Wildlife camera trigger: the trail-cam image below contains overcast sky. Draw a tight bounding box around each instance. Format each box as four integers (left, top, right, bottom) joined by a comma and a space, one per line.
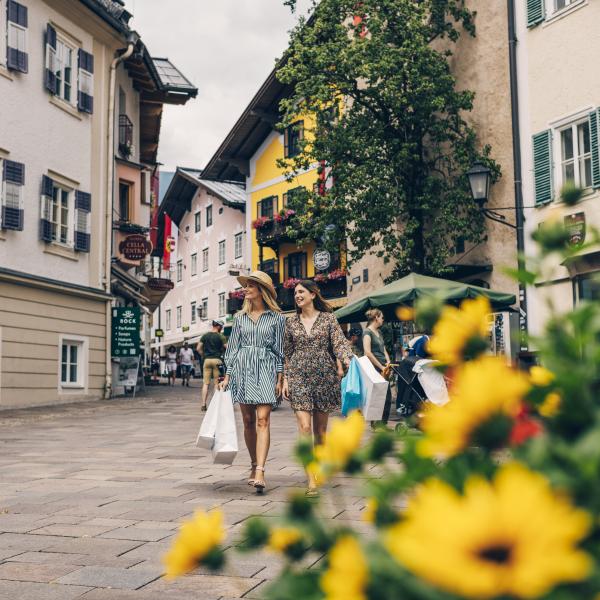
122, 0, 311, 172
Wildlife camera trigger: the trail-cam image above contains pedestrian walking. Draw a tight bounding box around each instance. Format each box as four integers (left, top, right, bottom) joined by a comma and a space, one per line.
198, 320, 226, 411
348, 327, 364, 358
282, 279, 353, 496
363, 308, 393, 425
166, 345, 177, 386
179, 342, 194, 387
220, 271, 284, 493
151, 350, 160, 383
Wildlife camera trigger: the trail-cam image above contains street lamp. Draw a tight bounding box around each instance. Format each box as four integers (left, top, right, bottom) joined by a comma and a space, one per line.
467, 162, 491, 206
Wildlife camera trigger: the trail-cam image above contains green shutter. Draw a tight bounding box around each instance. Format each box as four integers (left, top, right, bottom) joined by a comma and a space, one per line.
527, 0, 545, 27
532, 130, 553, 204
589, 109, 600, 188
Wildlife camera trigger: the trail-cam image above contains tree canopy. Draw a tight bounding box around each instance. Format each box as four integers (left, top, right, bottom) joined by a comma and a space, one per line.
277, 0, 500, 279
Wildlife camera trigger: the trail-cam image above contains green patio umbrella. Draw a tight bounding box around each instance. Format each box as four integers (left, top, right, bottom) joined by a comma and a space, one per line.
334, 272, 516, 324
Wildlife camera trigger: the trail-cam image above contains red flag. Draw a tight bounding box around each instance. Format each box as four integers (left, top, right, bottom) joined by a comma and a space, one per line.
163, 214, 173, 270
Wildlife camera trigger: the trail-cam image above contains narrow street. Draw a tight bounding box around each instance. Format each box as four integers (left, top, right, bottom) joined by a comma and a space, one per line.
0, 385, 371, 600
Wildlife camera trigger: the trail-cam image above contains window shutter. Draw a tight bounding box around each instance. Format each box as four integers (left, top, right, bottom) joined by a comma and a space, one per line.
40, 175, 54, 242
527, 0, 545, 27
1, 160, 24, 230
74, 191, 91, 252
282, 192, 288, 207
283, 127, 290, 158
6, 0, 28, 73
44, 24, 58, 94
77, 49, 94, 114
532, 130, 553, 204
589, 110, 600, 188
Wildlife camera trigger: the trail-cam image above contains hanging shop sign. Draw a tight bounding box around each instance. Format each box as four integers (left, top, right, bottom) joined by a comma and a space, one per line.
111, 307, 141, 357
148, 277, 174, 291
119, 234, 153, 261
564, 212, 586, 247
313, 249, 331, 271
155, 328, 164, 338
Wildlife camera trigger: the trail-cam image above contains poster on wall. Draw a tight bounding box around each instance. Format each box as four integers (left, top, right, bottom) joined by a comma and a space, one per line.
112, 356, 142, 398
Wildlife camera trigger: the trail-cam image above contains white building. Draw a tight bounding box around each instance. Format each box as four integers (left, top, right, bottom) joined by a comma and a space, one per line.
154, 168, 247, 352
517, 0, 600, 338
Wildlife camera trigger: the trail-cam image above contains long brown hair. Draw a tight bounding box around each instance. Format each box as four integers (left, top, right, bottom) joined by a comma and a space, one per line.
240, 283, 281, 314
294, 279, 333, 313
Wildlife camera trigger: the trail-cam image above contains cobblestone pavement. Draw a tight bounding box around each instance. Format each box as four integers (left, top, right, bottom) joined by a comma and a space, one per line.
0, 383, 373, 599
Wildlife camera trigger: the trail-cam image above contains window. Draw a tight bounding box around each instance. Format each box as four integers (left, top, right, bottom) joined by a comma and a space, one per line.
363, 268, 369, 283
200, 297, 208, 319
285, 252, 307, 279
206, 205, 213, 227
194, 211, 201, 232
54, 38, 75, 103
234, 232, 243, 259
0, 159, 25, 231
218, 240, 226, 265
61, 340, 83, 387
577, 274, 600, 303
283, 187, 304, 208
284, 121, 304, 158
50, 184, 70, 245
176, 259, 183, 282
258, 196, 277, 218
560, 121, 592, 189
202, 248, 209, 271
6, 1, 28, 73
118, 181, 130, 221
218, 292, 226, 317
191, 301, 197, 324
176, 305, 182, 328
166, 309, 171, 330
191, 253, 197, 276
553, 0, 576, 13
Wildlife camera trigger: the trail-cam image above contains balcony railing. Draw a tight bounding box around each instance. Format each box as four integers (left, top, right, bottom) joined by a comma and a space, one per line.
119, 114, 134, 158
255, 218, 301, 248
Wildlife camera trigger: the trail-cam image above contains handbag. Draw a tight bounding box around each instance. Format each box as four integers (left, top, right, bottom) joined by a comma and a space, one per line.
195, 390, 222, 448
341, 357, 363, 416
212, 390, 238, 465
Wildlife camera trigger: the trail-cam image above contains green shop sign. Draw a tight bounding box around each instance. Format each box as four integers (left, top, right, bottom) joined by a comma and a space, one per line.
112, 307, 141, 357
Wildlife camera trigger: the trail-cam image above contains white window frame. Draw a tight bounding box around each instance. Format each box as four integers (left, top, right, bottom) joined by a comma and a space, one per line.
165, 308, 171, 331
234, 232, 244, 260
218, 239, 226, 266
176, 259, 183, 283
7, 19, 26, 67
0, 1, 6, 67
206, 204, 213, 228
200, 297, 208, 320
54, 34, 76, 106
544, 0, 583, 17
555, 118, 592, 192
218, 292, 226, 317
194, 211, 201, 233
191, 300, 197, 324
58, 334, 88, 391
49, 181, 73, 247
190, 252, 197, 276
202, 247, 209, 272
176, 305, 182, 329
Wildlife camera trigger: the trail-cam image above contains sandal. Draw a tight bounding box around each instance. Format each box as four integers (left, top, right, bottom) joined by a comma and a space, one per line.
253, 466, 266, 494
248, 462, 257, 486
201, 405, 207, 412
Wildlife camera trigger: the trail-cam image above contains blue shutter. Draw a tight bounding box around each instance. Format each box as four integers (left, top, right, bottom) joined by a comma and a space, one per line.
1, 160, 24, 231
77, 49, 94, 114
74, 191, 91, 252
44, 24, 58, 94
6, 1, 28, 73
589, 110, 600, 189
527, 0, 545, 27
532, 130, 553, 205
40, 175, 54, 242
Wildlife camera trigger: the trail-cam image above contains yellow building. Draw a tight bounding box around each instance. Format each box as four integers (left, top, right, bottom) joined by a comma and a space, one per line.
203, 68, 347, 312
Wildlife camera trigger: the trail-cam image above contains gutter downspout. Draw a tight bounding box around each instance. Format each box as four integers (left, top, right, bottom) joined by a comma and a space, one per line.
104, 38, 136, 399
507, 0, 528, 354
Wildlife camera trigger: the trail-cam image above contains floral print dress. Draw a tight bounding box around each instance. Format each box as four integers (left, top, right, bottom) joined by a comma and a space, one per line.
284, 312, 354, 413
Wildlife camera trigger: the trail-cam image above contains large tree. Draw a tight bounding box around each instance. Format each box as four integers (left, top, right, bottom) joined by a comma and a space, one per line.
278, 0, 500, 279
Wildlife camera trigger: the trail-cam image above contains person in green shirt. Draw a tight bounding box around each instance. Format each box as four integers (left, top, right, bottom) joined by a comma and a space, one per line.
197, 320, 226, 411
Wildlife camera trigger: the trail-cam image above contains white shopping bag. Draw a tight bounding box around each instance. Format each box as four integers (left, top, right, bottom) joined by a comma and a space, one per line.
413, 359, 450, 406
195, 390, 224, 449
212, 391, 238, 465
356, 356, 389, 421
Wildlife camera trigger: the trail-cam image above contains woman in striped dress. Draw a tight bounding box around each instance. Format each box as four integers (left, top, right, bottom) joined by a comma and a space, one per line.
221, 271, 284, 493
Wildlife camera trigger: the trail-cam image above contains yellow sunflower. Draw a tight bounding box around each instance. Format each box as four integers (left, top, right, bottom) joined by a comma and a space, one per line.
428, 296, 491, 365
539, 391, 561, 418
529, 365, 555, 387
418, 356, 530, 457
268, 527, 302, 552
385, 463, 592, 599
321, 535, 368, 600
163, 509, 225, 578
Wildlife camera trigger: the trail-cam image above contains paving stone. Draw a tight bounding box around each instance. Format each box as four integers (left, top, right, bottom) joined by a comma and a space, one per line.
0, 561, 81, 583
98, 527, 173, 542
144, 574, 261, 598
29, 524, 119, 537
0, 580, 91, 600
56, 566, 160, 590
43, 537, 143, 557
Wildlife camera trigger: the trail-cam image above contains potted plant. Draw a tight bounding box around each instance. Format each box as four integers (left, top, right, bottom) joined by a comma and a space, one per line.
226, 289, 245, 313
251, 216, 272, 230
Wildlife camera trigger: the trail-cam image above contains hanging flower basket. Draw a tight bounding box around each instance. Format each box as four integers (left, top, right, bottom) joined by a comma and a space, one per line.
229, 290, 246, 300
283, 277, 301, 289
313, 273, 328, 283
252, 217, 272, 230
327, 268, 347, 280
274, 209, 296, 223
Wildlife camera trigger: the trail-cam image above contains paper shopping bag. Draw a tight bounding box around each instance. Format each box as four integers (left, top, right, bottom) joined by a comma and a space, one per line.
195, 390, 222, 449
212, 390, 238, 465
342, 358, 363, 416
356, 356, 389, 421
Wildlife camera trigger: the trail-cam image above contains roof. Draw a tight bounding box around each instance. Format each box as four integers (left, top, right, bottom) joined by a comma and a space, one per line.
79, 0, 132, 34
159, 167, 246, 227
153, 59, 197, 93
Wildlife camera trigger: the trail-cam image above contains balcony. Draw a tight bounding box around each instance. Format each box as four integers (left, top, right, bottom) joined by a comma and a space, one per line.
226, 293, 245, 314
255, 215, 301, 249
276, 274, 347, 312
119, 114, 134, 158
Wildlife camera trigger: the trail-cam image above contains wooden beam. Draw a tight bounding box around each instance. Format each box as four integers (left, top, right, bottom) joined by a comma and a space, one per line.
249, 108, 279, 126
222, 156, 250, 177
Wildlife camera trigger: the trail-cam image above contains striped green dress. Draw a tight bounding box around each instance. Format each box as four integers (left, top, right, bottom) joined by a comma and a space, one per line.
224, 311, 285, 405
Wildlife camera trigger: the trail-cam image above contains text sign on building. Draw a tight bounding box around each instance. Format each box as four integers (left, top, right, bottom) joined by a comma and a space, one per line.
564, 212, 586, 247
119, 234, 153, 261
112, 307, 141, 357
313, 249, 331, 271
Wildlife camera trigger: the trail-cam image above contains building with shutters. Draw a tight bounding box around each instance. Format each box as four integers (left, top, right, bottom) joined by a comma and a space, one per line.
0, 0, 196, 408
153, 168, 247, 353
518, 0, 600, 337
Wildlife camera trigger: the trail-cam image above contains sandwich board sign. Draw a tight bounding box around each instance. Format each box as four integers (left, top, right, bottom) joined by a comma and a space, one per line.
112, 307, 140, 357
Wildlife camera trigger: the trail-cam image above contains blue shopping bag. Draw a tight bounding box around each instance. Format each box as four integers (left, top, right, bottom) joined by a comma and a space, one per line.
341, 357, 363, 416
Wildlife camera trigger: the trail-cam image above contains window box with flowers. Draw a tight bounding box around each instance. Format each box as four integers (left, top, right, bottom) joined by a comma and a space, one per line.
226, 289, 245, 314
253, 216, 276, 244
320, 269, 348, 299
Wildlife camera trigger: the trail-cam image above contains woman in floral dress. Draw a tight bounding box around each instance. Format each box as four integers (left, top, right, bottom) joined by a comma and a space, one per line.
282, 279, 353, 494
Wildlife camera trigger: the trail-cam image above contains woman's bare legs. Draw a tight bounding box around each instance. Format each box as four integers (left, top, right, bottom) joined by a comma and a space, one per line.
254, 404, 272, 487
313, 410, 329, 446
295, 410, 319, 489
240, 405, 257, 481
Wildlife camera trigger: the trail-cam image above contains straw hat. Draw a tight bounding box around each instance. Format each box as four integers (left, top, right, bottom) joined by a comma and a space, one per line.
237, 270, 276, 297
